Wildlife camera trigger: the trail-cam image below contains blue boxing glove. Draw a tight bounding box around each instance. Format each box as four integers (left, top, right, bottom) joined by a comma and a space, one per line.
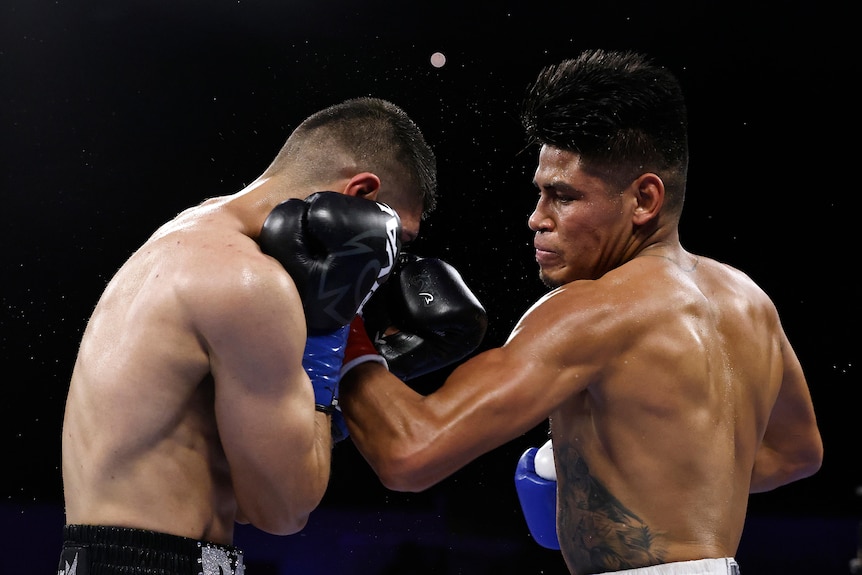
514, 439, 560, 550
302, 324, 349, 413
302, 324, 350, 442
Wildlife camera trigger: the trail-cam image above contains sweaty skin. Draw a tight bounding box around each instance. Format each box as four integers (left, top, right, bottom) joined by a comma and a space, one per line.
62, 192, 327, 544
62, 175, 424, 545
339, 145, 822, 573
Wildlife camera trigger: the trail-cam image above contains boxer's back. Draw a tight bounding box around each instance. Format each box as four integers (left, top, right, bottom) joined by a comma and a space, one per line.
62, 198, 249, 544
553, 253, 784, 571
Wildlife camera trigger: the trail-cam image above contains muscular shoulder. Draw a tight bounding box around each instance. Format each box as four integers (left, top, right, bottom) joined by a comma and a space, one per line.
503, 279, 627, 393
143, 208, 305, 341
506, 255, 779, 377
600, 254, 777, 325
690, 256, 780, 327
195, 240, 301, 336
151, 215, 309, 391
513, 267, 654, 345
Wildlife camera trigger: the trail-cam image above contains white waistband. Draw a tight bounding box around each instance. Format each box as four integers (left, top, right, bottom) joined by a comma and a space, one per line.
597, 558, 739, 575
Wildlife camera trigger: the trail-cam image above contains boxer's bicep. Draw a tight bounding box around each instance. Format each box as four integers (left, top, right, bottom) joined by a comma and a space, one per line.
203, 268, 329, 533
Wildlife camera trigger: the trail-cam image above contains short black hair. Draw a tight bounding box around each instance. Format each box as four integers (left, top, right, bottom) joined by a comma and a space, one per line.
522, 49, 689, 213
292, 97, 438, 218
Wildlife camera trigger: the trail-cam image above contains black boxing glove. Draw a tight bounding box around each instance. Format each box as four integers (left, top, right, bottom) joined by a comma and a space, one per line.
259, 192, 402, 334
361, 252, 488, 381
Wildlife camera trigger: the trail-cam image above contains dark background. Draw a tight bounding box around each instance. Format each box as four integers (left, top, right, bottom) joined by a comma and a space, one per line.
1, 1, 857, 573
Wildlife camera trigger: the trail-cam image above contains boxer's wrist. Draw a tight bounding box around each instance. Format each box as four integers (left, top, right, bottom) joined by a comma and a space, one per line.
341, 315, 388, 377
304, 325, 349, 413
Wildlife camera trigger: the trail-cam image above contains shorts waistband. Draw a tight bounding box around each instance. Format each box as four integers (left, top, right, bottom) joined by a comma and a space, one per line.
597, 557, 740, 575
59, 524, 245, 575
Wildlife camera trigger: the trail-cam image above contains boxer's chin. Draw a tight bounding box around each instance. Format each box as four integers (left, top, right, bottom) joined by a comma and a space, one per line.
539, 269, 563, 289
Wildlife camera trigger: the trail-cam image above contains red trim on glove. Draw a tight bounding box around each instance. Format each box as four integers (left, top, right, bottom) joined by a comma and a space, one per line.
340, 315, 388, 377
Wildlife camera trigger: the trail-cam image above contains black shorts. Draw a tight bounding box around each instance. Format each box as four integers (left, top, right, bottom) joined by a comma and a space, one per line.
58, 524, 245, 575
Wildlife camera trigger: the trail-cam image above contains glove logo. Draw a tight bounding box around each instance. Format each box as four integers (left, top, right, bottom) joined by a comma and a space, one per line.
405, 267, 437, 307
356, 203, 401, 314
316, 203, 401, 326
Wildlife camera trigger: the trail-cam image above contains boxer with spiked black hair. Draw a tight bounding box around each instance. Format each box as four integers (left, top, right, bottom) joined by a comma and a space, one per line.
339, 50, 822, 575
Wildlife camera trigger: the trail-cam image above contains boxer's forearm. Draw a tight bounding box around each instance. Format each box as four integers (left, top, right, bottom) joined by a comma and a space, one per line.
339, 362, 447, 491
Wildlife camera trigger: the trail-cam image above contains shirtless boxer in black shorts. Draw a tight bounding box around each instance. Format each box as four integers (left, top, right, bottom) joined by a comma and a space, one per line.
59, 97, 485, 574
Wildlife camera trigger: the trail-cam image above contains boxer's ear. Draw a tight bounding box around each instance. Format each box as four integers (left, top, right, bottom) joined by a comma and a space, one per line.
342, 172, 382, 201
631, 173, 663, 226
